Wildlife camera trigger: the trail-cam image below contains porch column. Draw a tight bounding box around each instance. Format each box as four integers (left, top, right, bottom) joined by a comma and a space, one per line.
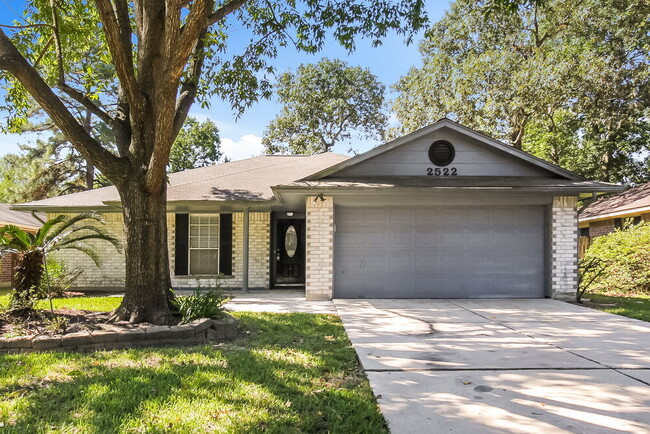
305, 195, 334, 300
551, 196, 578, 300
242, 207, 249, 293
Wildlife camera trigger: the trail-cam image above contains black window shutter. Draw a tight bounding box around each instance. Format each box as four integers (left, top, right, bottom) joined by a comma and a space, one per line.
175, 214, 189, 276
220, 214, 233, 275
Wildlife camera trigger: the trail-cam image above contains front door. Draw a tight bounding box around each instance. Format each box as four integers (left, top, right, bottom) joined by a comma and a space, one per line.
272, 218, 305, 287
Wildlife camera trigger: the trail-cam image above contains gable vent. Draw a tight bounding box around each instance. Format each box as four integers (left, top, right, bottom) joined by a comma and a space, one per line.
428, 140, 455, 166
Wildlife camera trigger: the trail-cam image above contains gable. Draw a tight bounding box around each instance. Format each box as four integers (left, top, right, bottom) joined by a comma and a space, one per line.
330, 126, 555, 178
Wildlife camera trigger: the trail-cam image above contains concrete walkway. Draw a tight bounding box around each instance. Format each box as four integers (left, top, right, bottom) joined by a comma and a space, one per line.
335, 299, 650, 433
224, 290, 336, 314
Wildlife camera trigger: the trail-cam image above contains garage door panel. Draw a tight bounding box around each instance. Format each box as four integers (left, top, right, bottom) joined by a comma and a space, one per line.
415, 228, 441, 247
389, 228, 414, 248
389, 250, 415, 275
441, 229, 466, 248
364, 229, 389, 248
389, 208, 414, 226
363, 208, 389, 226
335, 205, 545, 299
441, 207, 467, 223
415, 208, 441, 225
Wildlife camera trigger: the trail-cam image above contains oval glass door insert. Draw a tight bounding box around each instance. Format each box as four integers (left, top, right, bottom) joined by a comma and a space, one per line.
285, 225, 298, 258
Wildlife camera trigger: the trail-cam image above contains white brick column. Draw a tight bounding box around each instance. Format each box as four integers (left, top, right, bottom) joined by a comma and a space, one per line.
305, 195, 334, 300
551, 196, 578, 300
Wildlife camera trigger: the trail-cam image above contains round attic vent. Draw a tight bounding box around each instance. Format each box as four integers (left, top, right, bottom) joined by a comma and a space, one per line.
428, 140, 455, 166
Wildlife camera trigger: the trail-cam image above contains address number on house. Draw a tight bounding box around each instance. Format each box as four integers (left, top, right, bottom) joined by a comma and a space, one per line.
426, 167, 458, 176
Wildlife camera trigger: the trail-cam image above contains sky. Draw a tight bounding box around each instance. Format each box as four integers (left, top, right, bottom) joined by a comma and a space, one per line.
0, 0, 452, 161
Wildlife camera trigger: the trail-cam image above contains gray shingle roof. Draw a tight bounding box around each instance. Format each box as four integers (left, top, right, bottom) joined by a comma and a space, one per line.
579, 182, 650, 221
14, 153, 350, 209
0, 204, 46, 229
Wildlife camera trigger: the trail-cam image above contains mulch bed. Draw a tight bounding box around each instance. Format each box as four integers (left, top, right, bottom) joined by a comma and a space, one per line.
0, 308, 153, 338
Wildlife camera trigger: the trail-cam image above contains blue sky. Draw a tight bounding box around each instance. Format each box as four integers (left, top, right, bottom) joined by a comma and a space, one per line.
0, 0, 451, 160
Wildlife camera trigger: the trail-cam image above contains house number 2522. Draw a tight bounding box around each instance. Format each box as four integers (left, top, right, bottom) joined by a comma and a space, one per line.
426, 167, 458, 176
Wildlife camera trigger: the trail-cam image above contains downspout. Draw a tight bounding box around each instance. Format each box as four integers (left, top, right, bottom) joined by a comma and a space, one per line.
242, 207, 249, 293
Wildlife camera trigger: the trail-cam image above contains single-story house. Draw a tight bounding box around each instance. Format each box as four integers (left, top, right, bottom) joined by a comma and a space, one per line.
12, 119, 622, 300
0, 204, 46, 287
579, 182, 650, 237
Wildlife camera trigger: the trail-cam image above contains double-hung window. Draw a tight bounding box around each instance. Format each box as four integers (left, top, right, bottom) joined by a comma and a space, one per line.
189, 214, 220, 275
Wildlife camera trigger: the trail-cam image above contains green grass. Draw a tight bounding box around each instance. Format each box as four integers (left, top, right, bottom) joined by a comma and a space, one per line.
0, 312, 386, 433
583, 293, 650, 322
0, 293, 122, 312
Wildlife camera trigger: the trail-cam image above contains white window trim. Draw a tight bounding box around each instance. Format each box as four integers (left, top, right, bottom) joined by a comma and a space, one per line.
188, 213, 220, 276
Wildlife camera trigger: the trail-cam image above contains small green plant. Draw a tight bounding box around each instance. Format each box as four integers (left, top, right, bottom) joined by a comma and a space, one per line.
42, 259, 83, 298
172, 288, 229, 324
577, 257, 606, 303
45, 315, 69, 334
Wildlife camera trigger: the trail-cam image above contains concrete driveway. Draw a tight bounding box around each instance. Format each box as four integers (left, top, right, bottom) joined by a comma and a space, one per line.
335, 299, 650, 433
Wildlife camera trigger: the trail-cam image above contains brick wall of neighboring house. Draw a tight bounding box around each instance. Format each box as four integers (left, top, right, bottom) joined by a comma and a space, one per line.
49, 211, 271, 291
642, 213, 650, 222
551, 196, 579, 300
305, 195, 334, 301
588, 219, 616, 237
0, 254, 12, 287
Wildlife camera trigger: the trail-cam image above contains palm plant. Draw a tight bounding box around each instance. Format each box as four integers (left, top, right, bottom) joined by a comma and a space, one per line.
0, 213, 121, 308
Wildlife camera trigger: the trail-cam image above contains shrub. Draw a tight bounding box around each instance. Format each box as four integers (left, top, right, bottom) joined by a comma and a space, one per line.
583, 222, 650, 294
42, 260, 83, 298
172, 288, 229, 324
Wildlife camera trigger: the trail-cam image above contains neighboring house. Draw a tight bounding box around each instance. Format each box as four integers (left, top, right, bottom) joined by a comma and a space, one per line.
12, 119, 621, 300
579, 183, 650, 238
0, 204, 46, 287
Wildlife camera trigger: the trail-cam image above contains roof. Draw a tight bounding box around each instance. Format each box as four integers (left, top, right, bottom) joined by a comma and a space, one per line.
579, 183, 650, 222
306, 118, 585, 181
14, 153, 350, 210
276, 177, 623, 194
0, 204, 45, 230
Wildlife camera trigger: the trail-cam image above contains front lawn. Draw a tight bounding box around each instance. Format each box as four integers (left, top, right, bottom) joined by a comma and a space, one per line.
581, 293, 650, 322
0, 293, 122, 312
0, 311, 386, 433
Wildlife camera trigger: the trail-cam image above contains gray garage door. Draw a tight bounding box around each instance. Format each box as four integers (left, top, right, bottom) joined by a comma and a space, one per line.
334, 205, 546, 298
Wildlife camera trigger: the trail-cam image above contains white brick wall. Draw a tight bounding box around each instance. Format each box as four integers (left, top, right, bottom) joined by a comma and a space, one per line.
51, 211, 271, 291
551, 196, 578, 300
305, 196, 334, 300
49, 213, 126, 290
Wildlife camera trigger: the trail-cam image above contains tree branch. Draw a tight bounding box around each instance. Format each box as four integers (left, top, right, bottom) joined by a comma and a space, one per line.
173, 31, 207, 138
0, 28, 123, 177
93, 0, 141, 108
56, 83, 115, 125
206, 0, 248, 27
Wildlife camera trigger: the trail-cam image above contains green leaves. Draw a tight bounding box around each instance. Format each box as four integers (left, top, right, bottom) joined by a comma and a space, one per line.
392, 0, 650, 184
169, 117, 223, 173
263, 58, 388, 154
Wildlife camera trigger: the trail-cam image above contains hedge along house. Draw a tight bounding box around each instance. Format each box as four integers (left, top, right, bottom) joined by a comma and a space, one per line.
13, 120, 621, 301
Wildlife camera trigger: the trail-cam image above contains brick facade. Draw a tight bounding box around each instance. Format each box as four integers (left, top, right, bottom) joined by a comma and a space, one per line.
305, 196, 334, 300
588, 219, 616, 237
52, 211, 271, 291
551, 196, 578, 300
0, 254, 12, 287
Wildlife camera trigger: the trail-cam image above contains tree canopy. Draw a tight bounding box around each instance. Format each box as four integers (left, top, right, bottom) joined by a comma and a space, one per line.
392, 0, 650, 184
169, 117, 223, 172
263, 58, 387, 154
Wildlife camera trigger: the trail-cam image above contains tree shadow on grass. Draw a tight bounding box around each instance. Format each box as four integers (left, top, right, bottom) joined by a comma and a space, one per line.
0, 313, 386, 433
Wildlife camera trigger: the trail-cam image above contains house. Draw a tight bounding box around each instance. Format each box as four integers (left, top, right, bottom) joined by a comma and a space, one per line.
579, 182, 650, 237
11, 119, 621, 300
0, 204, 46, 287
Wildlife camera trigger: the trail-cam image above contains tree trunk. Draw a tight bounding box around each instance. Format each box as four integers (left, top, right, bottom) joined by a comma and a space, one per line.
110, 176, 177, 324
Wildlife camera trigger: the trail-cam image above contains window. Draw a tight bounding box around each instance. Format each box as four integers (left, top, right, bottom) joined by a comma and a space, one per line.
189, 214, 219, 275
580, 227, 590, 237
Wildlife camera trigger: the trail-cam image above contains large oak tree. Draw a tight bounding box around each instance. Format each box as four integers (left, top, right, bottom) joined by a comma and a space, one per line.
0, 0, 427, 323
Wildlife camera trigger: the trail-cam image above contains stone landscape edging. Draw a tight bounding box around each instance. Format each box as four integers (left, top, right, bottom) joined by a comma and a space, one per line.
0, 314, 238, 354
